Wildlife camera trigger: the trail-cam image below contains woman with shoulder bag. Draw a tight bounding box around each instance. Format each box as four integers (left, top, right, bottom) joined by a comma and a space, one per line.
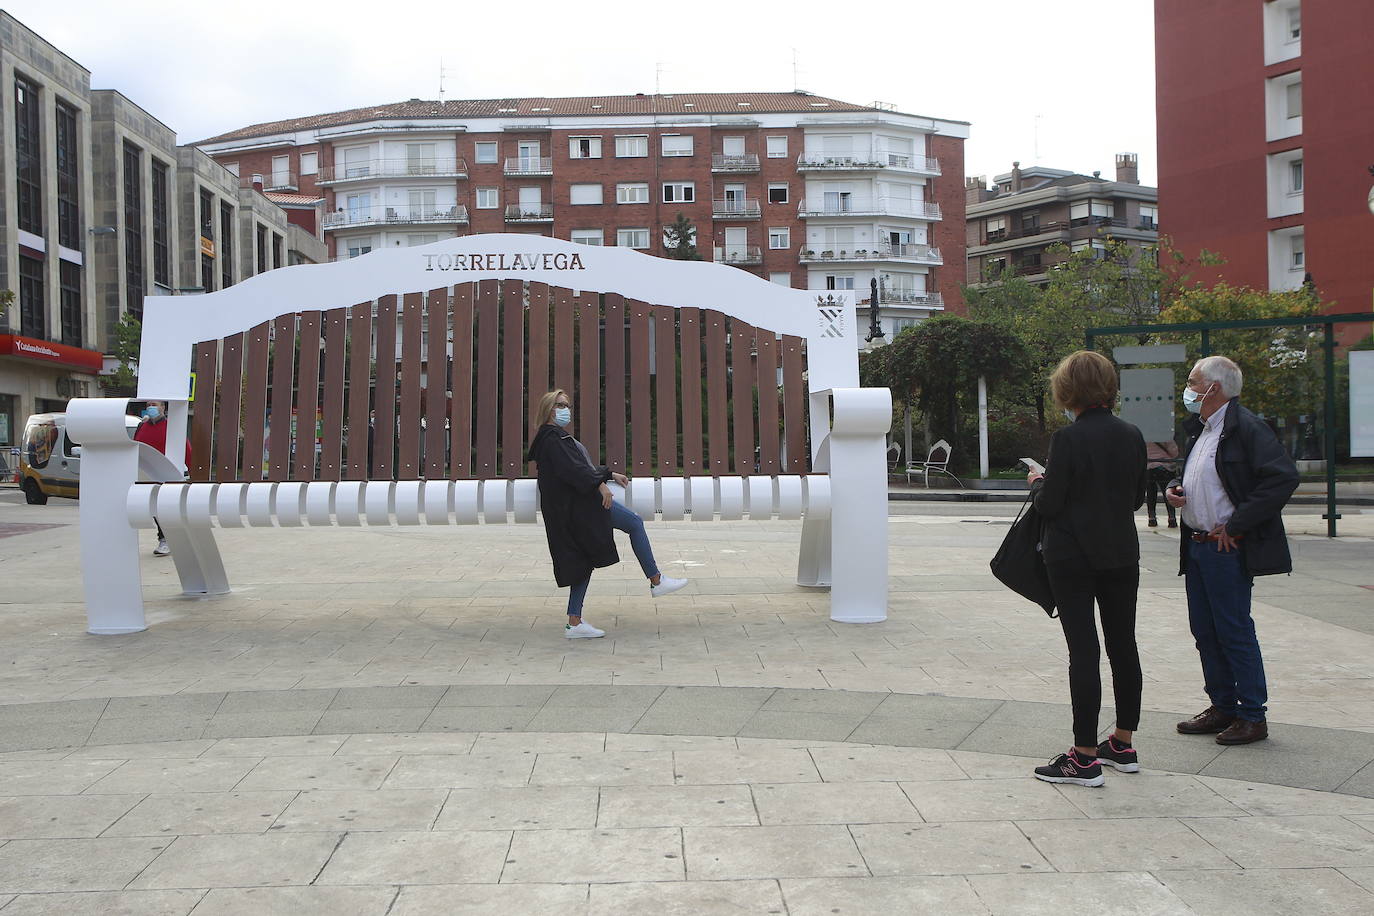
1027, 351, 1148, 787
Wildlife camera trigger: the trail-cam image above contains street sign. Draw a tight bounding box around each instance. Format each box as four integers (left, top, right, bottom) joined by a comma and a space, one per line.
1119, 368, 1177, 441
1351, 351, 1374, 457
189, 371, 197, 403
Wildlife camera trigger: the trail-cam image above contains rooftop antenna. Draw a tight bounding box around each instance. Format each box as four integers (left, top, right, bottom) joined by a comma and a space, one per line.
438, 57, 453, 101
792, 48, 799, 92
655, 61, 664, 95
1033, 113, 1043, 163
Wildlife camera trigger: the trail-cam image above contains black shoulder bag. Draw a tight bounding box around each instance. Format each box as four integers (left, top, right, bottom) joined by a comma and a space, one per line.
989, 492, 1057, 618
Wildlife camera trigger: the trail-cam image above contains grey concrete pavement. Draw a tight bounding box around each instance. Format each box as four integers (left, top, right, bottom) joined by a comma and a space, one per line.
2, 490, 1373, 912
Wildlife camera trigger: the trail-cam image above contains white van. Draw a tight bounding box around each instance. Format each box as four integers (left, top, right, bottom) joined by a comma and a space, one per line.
19, 412, 139, 505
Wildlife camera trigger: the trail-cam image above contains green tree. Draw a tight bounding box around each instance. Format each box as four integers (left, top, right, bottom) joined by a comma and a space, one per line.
663, 212, 702, 260
0, 289, 13, 322
107, 312, 142, 389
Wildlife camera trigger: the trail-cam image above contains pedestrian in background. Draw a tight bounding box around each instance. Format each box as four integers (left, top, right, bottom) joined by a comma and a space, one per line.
1146, 439, 1180, 527
1027, 351, 1147, 787
133, 401, 191, 557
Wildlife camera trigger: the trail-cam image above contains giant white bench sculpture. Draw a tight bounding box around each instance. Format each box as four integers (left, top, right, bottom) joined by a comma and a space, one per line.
68, 234, 891, 634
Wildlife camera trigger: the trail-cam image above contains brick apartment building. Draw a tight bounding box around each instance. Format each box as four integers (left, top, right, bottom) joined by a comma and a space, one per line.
195, 92, 969, 340
965, 155, 1158, 285
1156, 0, 1374, 345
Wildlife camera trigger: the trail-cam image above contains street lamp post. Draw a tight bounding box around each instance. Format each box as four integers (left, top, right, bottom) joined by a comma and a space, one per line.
865, 276, 885, 344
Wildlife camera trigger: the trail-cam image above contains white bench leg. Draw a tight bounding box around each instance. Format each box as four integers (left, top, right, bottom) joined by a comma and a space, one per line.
796, 514, 831, 587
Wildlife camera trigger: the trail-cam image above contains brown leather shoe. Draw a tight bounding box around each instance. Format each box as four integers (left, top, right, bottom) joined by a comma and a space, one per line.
1216, 719, 1268, 745
1176, 706, 1236, 735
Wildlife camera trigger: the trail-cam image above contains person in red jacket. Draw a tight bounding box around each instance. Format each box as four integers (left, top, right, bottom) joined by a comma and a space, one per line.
132, 401, 191, 556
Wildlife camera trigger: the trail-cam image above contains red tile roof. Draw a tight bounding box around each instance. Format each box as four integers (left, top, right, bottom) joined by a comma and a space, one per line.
263, 191, 324, 205
196, 92, 899, 144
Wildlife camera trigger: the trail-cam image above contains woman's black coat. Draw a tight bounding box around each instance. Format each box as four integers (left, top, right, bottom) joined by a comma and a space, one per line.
527, 423, 619, 587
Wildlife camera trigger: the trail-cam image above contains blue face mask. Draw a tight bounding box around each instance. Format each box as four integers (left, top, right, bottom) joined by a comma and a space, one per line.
1182, 382, 1212, 415
553, 407, 572, 427
143, 405, 162, 421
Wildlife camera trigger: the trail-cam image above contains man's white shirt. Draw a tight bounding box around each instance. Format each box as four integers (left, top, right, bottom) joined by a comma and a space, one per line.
1180, 402, 1237, 533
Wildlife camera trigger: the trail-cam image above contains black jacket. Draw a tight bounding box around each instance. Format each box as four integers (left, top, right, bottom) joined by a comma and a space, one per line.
1171, 398, 1299, 578
1031, 407, 1148, 570
527, 424, 619, 587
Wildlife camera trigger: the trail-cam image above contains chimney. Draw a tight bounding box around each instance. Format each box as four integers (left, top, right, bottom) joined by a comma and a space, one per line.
965, 175, 991, 204
251, 173, 264, 192
1010, 161, 1022, 193
1115, 152, 1139, 184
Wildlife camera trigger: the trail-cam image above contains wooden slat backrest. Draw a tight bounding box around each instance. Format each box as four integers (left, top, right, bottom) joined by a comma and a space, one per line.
318, 308, 348, 479
192, 281, 810, 483
424, 288, 448, 480
240, 321, 270, 482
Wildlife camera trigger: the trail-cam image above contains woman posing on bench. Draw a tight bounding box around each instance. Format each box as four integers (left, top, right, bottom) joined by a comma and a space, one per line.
527, 388, 688, 638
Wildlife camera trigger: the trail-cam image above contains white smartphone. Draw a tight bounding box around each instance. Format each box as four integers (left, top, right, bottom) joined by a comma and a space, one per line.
1019, 457, 1045, 476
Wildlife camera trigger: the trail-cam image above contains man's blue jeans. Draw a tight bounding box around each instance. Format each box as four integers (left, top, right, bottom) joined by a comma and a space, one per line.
568, 500, 660, 617
1184, 538, 1268, 722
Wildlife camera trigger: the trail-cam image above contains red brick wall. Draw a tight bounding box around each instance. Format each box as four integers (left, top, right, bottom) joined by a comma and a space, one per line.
929, 134, 967, 314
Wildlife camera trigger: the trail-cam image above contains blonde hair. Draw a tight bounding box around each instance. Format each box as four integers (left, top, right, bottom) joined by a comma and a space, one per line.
533, 389, 568, 427
1050, 350, 1119, 410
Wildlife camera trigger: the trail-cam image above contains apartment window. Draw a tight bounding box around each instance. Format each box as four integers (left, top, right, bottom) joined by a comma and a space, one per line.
1286, 81, 1302, 119
474, 141, 498, 164
662, 182, 695, 203
569, 136, 602, 159
1020, 210, 1040, 234
475, 187, 499, 209
15, 76, 42, 235
123, 143, 145, 320
615, 135, 648, 158
1290, 159, 1304, 193
569, 183, 603, 205
985, 216, 1006, 242
617, 228, 649, 249
662, 224, 696, 249
55, 101, 80, 249
225, 162, 239, 177
199, 188, 214, 239
256, 224, 268, 275
616, 182, 650, 204
271, 154, 291, 187
570, 229, 604, 246
59, 261, 82, 348
1139, 204, 1158, 230
722, 136, 745, 156
407, 188, 437, 217
220, 202, 234, 290
1091, 199, 1114, 218
986, 256, 1008, 277
1070, 239, 1107, 259
1289, 5, 1301, 39
347, 237, 375, 258
767, 183, 789, 205
1290, 234, 1304, 269
769, 272, 791, 286
201, 255, 214, 294
18, 256, 45, 340
151, 161, 170, 287
825, 274, 855, 290
766, 136, 788, 159
272, 233, 283, 270
300, 151, 318, 175
768, 227, 790, 249
406, 143, 437, 174
408, 234, 439, 247
661, 134, 693, 157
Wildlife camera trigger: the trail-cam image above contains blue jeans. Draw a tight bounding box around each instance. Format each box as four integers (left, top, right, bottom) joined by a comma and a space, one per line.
1185, 538, 1268, 721
568, 500, 660, 618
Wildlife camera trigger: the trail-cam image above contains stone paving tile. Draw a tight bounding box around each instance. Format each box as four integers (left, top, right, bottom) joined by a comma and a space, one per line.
391, 883, 589, 915
202, 735, 348, 757
328, 686, 447, 709
419, 706, 540, 732
189, 885, 399, 916
201, 711, 327, 739
64, 739, 215, 760
435, 786, 598, 831
522, 707, 646, 734
470, 731, 604, 754
102, 693, 226, 719
604, 733, 737, 752
851, 822, 1052, 876
630, 706, 758, 736
1020, 817, 1237, 872
0, 837, 170, 893
129, 832, 341, 889
103, 791, 297, 837
313, 708, 432, 735
438, 685, 556, 707
0, 889, 206, 916
597, 784, 757, 828
753, 780, 918, 826
1182, 815, 1374, 868
529, 750, 675, 787
384, 753, 536, 789
235, 754, 399, 792
0, 759, 123, 796
1196, 775, 1374, 816
1055, 774, 1248, 819
897, 778, 1083, 822
780, 876, 986, 915
84, 716, 213, 746
808, 745, 963, 783
85, 758, 260, 795
335, 733, 477, 756
587, 878, 784, 914
1340, 866, 1374, 893
846, 715, 980, 749
1157, 868, 1374, 915
672, 747, 820, 785
967, 872, 1191, 915
273, 788, 448, 832
684, 824, 866, 880
502, 827, 683, 883
0, 794, 143, 839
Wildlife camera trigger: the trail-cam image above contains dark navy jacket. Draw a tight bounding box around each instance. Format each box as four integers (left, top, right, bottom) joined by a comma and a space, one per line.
527, 424, 619, 587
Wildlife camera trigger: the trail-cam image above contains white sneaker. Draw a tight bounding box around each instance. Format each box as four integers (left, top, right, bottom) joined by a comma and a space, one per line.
153, 539, 171, 557
650, 576, 688, 598
565, 622, 605, 639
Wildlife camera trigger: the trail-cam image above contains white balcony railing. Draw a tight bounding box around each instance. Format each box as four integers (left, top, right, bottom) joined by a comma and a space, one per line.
797, 198, 942, 220
799, 244, 942, 265
316, 158, 469, 184
879, 290, 945, 307
711, 198, 762, 219
711, 153, 761, 172
796, 153, 941, 175
321, 205, 469, 230
505, 203, 554, 221
713, 245, 763, 265
243, 172, 298, 191
504, 156, 554, 176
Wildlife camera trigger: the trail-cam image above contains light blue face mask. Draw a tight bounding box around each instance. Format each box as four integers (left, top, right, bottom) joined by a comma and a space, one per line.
1182, 382, 1213, 414
553, 406, 572, 427
143, 405, 162, 421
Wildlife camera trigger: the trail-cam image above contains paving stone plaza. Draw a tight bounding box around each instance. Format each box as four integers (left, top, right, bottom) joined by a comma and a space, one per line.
2, 492, 1374, 913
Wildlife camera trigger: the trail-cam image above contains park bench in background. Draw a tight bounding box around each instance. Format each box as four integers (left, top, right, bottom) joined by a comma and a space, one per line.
68, 234, 891, 634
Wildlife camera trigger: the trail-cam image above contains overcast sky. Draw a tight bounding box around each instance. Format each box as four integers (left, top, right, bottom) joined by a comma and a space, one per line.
10, 0, 1158, 185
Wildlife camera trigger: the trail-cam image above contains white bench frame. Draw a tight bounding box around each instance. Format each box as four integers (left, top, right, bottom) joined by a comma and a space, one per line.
68, 234, 891, 634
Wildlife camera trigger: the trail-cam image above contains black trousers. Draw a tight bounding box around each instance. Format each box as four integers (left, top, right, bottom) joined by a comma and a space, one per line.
1145, 467, 1176, 523
1046, 562, 1142, 747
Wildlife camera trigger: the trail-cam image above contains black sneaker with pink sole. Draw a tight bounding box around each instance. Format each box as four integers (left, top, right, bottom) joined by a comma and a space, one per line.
1033, 748, 1104, 787
1096, 736, 1140, 773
